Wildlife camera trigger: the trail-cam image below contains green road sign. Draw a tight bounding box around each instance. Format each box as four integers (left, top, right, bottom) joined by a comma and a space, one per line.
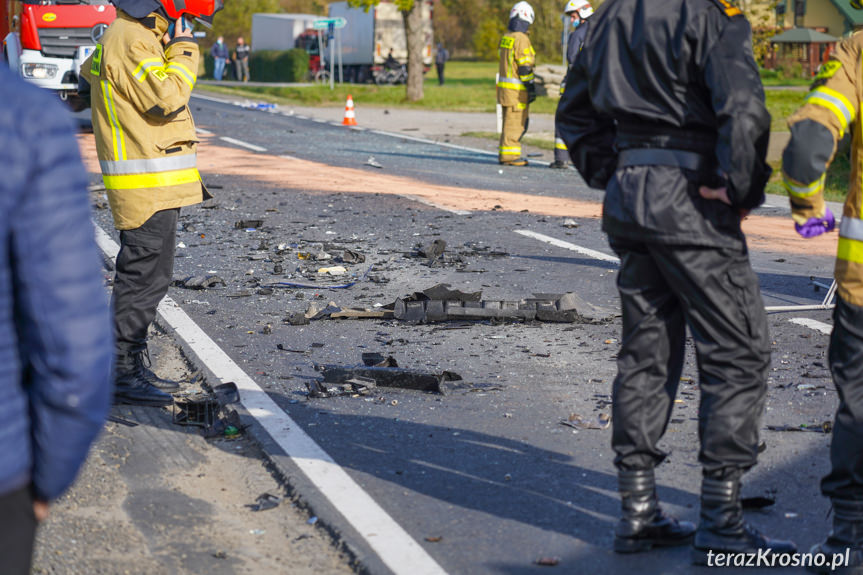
312, 17, 347, 30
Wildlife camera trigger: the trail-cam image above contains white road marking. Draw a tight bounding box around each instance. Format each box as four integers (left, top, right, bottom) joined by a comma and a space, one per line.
278, 154, 299, 161
92, 225, 447, 575
220, 136, 267, 153
400, 194, 471, 215
514, 229, 620, 264
790, 317, 833, 335
195, 127, 213, 136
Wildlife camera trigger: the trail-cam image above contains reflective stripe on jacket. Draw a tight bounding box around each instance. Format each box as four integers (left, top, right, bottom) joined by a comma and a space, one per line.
497, 31, 535, 108
783, 33, 863, 306
81, 10, 207, 230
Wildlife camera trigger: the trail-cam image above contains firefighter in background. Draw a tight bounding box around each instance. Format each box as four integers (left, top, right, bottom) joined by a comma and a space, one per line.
550, 0, 593, 170
557, 0, 797, 561
80, 0, 222, 407
497, 1, 536, 167
781, 19, 863, 573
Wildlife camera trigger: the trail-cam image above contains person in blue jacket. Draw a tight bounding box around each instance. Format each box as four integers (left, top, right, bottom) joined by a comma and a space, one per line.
0, 64, 113, 574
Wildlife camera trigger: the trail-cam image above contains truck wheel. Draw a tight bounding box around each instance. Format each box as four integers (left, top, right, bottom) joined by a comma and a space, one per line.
315, 69, 330, 84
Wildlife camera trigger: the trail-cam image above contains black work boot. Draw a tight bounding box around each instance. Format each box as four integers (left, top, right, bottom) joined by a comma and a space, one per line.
133, 347, 180, 393
692, 474, 797, 565
808, 499, 863, 574
114, 351, 175, 407
614, 469, 696, 553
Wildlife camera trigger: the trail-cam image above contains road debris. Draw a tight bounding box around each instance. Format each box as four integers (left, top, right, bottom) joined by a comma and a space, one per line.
366, 156, 383, 169
560, 413, 611, 430
311, 361, 463, 395
535, 557, 560, 566
246, 493, 281, 512
394, 290, 615, 324
766, 421, 833, 433
173, 274, 226, 290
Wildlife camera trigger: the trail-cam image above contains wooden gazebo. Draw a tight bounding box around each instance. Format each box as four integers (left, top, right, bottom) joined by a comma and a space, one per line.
768, 27, 838, 77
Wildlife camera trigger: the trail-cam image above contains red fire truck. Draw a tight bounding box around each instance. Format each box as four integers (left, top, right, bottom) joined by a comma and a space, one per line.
2, 0, 115, 110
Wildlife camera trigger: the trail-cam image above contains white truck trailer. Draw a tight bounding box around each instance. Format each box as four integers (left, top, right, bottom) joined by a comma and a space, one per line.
327, 1, 432, 84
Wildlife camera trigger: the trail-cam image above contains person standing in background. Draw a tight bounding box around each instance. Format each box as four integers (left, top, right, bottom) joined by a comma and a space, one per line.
435, 42, 449, 86
0, 63, 112, 575
234, 36, 250, 82
497, 1, 536, 167
211, 35, 229, 81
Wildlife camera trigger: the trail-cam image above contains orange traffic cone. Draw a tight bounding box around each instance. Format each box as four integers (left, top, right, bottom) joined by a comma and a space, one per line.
343, 94, 358, 126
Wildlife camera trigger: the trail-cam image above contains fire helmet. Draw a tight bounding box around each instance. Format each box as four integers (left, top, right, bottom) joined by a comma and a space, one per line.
564, 0, 594, 19
160, 0, 223, 20
510, 2, 535, 25
110, 0, 223, 22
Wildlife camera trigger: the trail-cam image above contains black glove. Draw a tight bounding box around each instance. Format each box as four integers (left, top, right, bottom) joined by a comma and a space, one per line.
526, 82, 537, 104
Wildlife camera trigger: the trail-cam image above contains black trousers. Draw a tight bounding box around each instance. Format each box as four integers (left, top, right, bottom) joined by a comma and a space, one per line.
608, 238, 770, 475
113, 208, 178, 353
0, 487, 37, 575
822, 296, 863, 500
436, 63, 445, 85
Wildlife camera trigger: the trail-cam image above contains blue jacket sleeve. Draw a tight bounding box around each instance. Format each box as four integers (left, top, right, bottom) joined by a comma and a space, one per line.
13, 93, 113, 501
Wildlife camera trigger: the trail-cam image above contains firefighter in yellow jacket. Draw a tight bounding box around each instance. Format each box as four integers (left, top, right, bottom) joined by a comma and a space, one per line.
497, 1, 536, 167
781, 16, 863, 572
80, 0, 222, 407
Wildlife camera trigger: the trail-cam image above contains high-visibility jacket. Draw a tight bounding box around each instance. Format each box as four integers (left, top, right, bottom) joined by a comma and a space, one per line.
80, 10, 207, 230
783, 32, 863, 306
497, 30, 535, 109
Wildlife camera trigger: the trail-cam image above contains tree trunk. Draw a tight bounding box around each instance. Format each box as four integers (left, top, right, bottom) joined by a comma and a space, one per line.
403, 1, 424, 102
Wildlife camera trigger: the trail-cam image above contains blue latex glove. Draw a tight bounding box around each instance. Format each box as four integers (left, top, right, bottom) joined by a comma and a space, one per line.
795, 208, 835, 238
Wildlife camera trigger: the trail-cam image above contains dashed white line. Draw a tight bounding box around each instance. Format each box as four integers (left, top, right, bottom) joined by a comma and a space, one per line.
195, 127, 213, 136
92, 225, 447, 575
790, 317, 833, 335
514, 229, 620, 264
220, 136, 267, 153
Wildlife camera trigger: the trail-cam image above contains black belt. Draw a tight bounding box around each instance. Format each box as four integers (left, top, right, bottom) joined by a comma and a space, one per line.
618, 148, 711, 172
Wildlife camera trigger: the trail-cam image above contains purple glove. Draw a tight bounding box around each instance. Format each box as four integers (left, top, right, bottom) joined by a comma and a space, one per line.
795, 208, 836, 238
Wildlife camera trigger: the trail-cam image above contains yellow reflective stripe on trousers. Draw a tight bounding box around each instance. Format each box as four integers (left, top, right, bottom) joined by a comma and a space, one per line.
102, 80, 126, 161
500, 146, 522, 156
100, 154, 197, 175
807, 87, 855, 137
133, 57, 166, 82
103, 168, 201, 190
555, 138, 568, 151
783, 172, 824, 198
166, 62, 196, 88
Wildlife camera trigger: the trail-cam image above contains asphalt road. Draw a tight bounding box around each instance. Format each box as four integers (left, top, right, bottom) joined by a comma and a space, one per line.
83, 94, 844, 575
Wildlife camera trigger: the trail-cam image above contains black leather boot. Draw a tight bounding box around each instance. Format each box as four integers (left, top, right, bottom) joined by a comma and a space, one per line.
133, 347, 180, 393
692, 474, 797, 565
614, 469, 696, 553
114, 351, 175, 407
808, 499, 863, 574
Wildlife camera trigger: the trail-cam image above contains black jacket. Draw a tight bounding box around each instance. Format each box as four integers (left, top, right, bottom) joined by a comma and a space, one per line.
556, 0, 771, 247
566, 20, 589, 66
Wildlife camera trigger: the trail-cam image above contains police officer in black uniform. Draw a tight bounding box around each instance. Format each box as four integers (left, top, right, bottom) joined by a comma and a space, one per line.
557, 0, 797, 563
